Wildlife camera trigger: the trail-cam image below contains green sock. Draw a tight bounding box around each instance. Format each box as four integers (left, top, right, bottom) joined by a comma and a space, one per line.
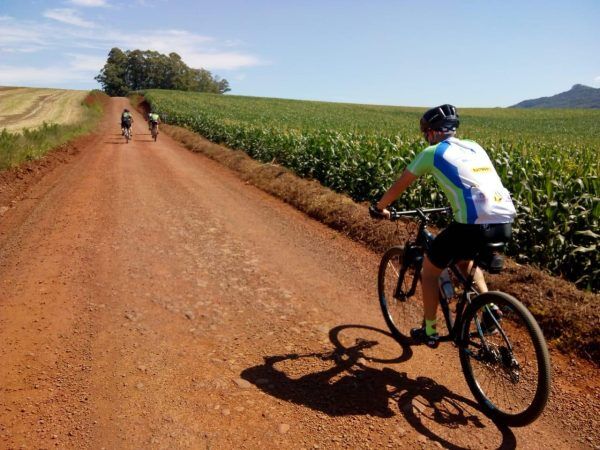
425, 319, 437, 336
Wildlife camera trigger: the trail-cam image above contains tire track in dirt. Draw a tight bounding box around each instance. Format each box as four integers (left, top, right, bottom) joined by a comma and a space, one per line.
0, 89, 87, 131
0, 98, 597, 449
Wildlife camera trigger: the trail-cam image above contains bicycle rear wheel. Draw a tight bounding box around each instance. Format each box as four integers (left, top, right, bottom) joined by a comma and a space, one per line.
459, 291, 551, 426
377, 246, 423, 340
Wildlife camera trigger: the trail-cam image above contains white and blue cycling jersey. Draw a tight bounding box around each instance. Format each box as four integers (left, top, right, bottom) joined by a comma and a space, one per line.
407, 137, 516, 224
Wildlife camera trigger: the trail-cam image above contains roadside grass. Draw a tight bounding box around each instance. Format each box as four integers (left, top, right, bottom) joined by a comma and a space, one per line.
161, 123, 599, 365
0, 90, 107, 170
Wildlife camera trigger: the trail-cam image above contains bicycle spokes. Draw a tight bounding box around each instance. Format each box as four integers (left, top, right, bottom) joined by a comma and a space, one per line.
462, 299, 542, 419
378, 247, 423, 338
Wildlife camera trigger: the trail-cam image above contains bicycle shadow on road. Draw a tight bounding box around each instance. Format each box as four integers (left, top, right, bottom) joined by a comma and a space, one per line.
241, 324, 516, 450
104, 134, 130, 144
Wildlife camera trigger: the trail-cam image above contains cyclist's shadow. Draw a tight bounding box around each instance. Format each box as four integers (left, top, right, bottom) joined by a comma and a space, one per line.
241, 324, 516, 450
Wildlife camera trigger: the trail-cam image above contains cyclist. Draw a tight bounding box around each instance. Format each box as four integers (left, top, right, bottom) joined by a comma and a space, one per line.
148, 112, 160, 134
121, 108, 133, 136
371, 104, 516, 348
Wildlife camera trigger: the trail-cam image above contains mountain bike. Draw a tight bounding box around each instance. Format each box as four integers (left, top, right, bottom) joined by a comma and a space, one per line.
372, 206, 551, 427
150, 122, 158, 142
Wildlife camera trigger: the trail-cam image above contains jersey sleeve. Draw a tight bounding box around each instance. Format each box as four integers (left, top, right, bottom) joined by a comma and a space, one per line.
406, 146, 435, 177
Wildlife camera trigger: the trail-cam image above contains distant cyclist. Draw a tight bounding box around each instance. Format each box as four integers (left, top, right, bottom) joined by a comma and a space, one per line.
148, 112, 160, 133
371, 104, 516, 348
121, 109, 133, 135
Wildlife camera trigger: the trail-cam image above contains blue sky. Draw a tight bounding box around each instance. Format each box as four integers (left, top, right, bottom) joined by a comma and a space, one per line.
1, 0, 599, 107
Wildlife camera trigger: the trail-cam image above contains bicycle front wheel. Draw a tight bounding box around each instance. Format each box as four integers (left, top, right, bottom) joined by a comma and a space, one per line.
459, 291, 551, 426
377, 246, 423, 340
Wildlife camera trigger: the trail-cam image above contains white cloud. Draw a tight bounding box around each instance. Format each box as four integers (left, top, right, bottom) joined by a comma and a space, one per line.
0, 65, 92, 85
98, 29, 262, 70
224, 39, 245, 47
0, 14, 265, 88
184, 52, 262, 71
68, 53, 106, 72
0, 45, 45, 54
0, 17, 46, 53
594, 76, 600, 85
43, 9, 95, 28
107, 29, 213, 51
68, 0, 109, 6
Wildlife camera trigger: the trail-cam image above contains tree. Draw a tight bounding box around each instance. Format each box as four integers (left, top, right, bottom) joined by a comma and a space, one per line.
95, 48, 129, 96
95, 48, 231, 96
216, 77, 231, 94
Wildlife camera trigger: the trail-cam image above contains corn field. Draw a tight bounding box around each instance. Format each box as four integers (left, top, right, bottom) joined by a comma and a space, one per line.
144, 90, 599, 291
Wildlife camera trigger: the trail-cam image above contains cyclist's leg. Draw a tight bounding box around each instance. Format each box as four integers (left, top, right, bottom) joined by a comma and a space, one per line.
423, 222, 478, 335
410, 256, 443, 347
422, 256, 443, 321
457, 260, 488, 293
424, 225, 459, 323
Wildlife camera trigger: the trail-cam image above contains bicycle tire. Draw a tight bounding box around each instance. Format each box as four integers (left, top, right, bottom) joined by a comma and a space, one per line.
377, 246, 422, 341
459, 291, 551, 427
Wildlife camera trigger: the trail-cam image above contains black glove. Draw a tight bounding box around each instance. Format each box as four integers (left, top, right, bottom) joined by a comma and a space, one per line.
369, 204, 386, 219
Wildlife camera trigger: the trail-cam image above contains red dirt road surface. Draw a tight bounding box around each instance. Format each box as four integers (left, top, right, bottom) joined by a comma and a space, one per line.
1, 98, 598, 449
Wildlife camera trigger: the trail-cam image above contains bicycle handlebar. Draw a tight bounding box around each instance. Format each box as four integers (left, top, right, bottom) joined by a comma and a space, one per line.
369, 203, 451, 222
389, 206, 451, 221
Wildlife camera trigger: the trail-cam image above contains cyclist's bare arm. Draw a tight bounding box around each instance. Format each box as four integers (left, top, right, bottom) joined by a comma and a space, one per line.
376, 169, 418, 217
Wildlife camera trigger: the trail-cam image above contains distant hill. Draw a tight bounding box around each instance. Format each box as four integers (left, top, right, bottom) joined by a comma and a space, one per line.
511, 84, 600, 109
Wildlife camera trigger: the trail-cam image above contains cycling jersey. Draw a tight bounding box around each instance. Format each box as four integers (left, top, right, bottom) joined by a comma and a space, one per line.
407, 137, 516, 224
149, 113, 159, 122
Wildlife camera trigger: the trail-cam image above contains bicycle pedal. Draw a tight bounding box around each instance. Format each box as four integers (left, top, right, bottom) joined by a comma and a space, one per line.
410, 327, 439, 348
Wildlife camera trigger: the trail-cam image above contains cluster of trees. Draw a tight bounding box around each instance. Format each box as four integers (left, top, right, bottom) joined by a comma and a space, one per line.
95, 48, 230, 97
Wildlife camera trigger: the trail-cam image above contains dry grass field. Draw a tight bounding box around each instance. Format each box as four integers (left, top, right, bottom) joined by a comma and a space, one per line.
0, 89, 105, 170
0, 87, 88, 132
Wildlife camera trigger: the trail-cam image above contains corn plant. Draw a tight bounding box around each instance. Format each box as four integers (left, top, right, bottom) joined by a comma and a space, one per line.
144, 89, 599, 291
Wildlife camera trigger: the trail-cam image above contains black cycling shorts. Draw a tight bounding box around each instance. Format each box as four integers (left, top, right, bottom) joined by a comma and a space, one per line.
428, 222, 512, 269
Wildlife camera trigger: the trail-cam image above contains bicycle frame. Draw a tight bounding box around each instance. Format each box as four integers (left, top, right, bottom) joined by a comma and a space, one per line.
390, 207, 494, 346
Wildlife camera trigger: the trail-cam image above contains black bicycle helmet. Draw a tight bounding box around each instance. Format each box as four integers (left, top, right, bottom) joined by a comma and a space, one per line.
420, 104, 459, 132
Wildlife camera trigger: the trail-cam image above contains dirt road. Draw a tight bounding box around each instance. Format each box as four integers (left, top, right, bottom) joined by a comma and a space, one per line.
0, 98, 597, 449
